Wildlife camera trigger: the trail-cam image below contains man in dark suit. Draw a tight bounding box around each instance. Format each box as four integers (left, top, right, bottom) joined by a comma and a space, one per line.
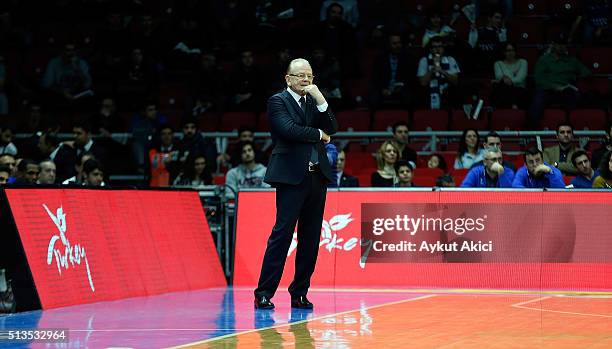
254, 58, 338, 310
336, 150, 359, 187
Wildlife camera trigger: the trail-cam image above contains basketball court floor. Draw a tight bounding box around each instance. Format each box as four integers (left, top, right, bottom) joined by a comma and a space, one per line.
1, 287, 610, 348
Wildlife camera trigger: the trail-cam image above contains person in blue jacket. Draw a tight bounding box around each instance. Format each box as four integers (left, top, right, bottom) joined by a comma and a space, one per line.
460, 147, 514, 187
512, 147, 566, 188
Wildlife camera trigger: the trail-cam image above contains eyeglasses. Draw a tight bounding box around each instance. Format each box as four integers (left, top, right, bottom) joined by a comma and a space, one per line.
288, 73, 315, 80
485, 157, 503, 162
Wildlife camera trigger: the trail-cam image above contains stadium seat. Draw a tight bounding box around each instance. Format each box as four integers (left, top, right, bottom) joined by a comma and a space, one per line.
413, 176, 437, 187
344, 78, 369, 107
372, 110, 409, 131
540, 109, 567, 130
412, 110, 449, 131
159, 84, 187, 110
451, 168, 470, 184
218, 112, 257, 131
577, 76, 611, 97
508, 17, 545, 45
548, 0, 581, 15
514, 0, 548, 15
336, 110, 371, 131
491, 109, 527, 130
160, 110, 183, 129
451, 109, 489, 131
569, 109, 608, 130
197, 113, 219, 131
414, 167, 444, 178
579, 48, 612, 75
257, 112, 270, 131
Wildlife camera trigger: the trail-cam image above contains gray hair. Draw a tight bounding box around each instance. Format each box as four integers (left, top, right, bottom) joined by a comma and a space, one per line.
286, 58, 311, 74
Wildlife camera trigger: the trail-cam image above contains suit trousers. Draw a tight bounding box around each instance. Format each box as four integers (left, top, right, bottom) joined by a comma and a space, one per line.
255, 169, 327, 299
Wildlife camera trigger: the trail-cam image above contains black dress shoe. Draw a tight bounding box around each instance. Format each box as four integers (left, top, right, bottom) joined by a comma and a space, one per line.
254, 295, 275, 309
291, 296, 313, 309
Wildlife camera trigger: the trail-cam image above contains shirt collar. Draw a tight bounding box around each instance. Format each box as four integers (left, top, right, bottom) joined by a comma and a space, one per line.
83, 139, 94, 152
287, 87, 304, 104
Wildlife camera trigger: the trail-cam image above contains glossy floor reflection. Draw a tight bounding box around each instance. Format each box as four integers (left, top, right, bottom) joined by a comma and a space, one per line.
0, 288, 610, 349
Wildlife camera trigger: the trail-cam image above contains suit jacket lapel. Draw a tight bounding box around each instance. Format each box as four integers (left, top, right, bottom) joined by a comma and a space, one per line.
281, 90, 306, 123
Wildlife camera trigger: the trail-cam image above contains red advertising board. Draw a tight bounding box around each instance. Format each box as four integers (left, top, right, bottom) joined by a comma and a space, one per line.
5, 189, 226, 309
234, 190, 612, 290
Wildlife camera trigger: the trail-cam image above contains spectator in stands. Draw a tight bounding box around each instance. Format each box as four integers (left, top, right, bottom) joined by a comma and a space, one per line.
116, 48, 158, 108
394, 160, 417, 187
454, 129, 485, 169
0, 54, 7, 115
38, 132, 76, 182
543, 123, 580, 175
570, 150, 598, 188
130, 101, 168, 171
173, 153, 212, 187
0, 153, 16, 182
148, 125, 179, 187
592, 122, 612, 169
310, 47, 342, 108
225, 141, 270, 198
0, 126, 17, 155
470, 131, 516, 171
0, 165, 9, 185
436, 173, 456, 187
461, 147, 514, 187
37, 160, 56, 185
592, 151, 612, 188
391, 121, 417, 164
62, 152, 96, 185
468, 9, 507, 76
190, 52, 223, 115
422, 11, 456, 47
92, 97, 124, 135
267, 48, 293, 96
370, 33, 416, 109
229, 126, 266, 167
569, 0, 612, 45
512, 147, 565, 188
228, 50, 265, 112
491, 42, 528, 109
71, 119, 107, 164
13, 159, 39, 185
40, 42, 93, 107
319, 0, 360, 28
314, 2, 358, 77
417, 36, 460, 110
371, 140, 399, 187
336, 150, 359, 187
81, 159, 104, 187
178, 118, 218, 173
326, 142, 339, 188
529, 36, 590, 125
427, 153, 449, 173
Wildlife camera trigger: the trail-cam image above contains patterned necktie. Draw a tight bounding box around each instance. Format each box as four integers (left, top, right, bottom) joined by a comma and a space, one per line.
299, 96, 306, 112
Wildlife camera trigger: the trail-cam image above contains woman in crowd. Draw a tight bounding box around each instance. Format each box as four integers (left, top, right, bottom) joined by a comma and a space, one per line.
454, 128, 485, 169
593, 151, 612, 189
173, 153, 212, 187
371, 140, 400, 187
491, 42, 528, 109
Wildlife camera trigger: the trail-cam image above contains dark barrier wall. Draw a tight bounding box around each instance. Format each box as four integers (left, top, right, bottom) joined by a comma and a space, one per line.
234, 190, 612, 290
2, 188, 226, 309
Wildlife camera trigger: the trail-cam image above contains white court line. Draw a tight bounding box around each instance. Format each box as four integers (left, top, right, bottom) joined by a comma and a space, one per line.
511, 296, 612, 318
166, 294, 437, 349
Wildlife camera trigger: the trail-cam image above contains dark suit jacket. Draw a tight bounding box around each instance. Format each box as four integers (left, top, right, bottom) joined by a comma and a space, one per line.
339, 173, 359, 187
264, 90, 338, 186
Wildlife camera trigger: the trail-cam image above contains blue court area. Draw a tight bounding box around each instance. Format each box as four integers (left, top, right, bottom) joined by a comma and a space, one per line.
0, 287, 426, 348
